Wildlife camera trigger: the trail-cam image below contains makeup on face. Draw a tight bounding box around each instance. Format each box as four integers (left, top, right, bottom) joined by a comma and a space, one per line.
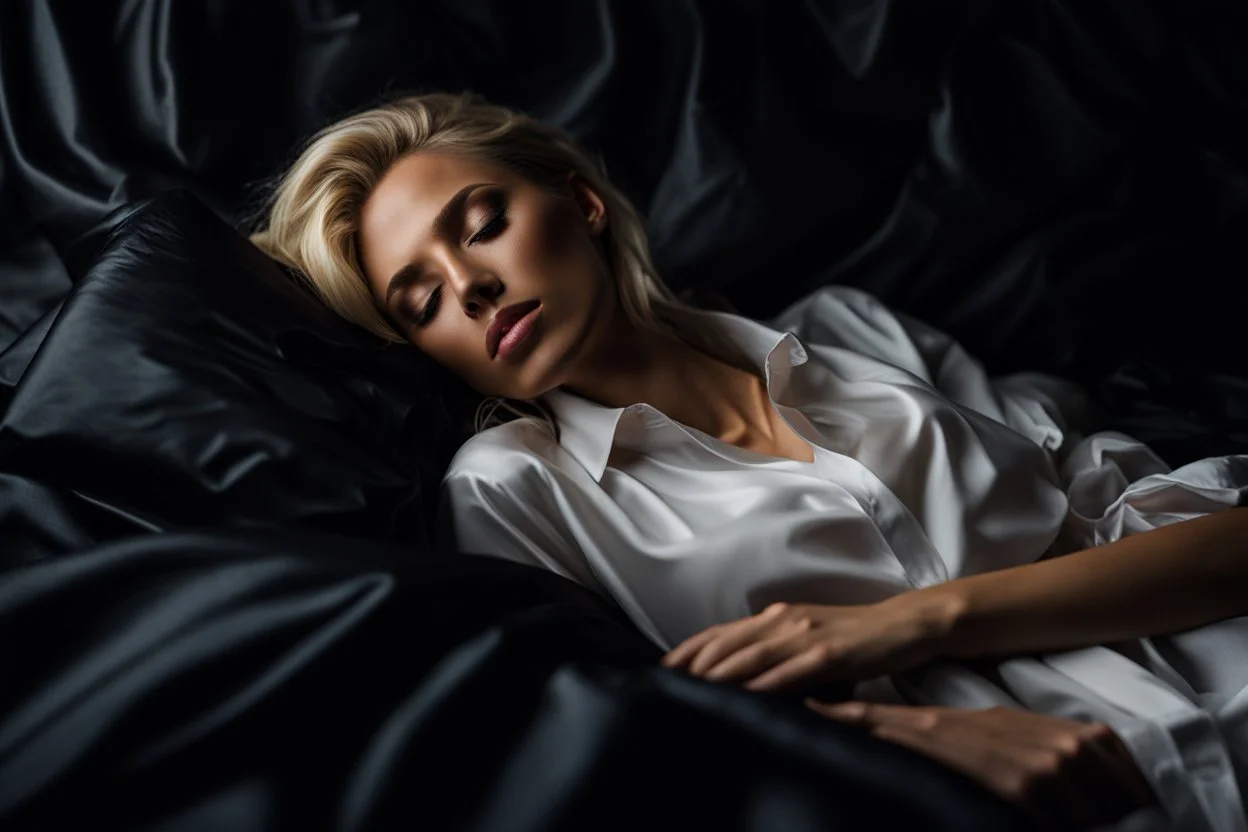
488, 299, 542, 360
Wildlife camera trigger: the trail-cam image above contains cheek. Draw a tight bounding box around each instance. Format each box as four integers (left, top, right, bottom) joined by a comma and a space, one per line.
417, 322, 484, 376
418, 323, 523, 397
524, 199, 590, 274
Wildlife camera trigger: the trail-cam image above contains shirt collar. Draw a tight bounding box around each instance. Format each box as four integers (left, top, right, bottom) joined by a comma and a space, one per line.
543, 309, 808, 482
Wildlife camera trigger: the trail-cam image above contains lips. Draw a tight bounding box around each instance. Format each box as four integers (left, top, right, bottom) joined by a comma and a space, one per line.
486, 299, 542, 359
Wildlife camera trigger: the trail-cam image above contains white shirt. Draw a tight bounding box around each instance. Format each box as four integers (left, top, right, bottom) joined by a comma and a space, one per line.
442, 285, 1248, 831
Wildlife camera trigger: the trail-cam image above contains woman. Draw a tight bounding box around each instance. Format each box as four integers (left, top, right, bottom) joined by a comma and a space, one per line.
253, 93, 1248, 831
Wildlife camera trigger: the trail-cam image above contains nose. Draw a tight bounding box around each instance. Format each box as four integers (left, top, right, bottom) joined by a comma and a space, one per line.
444, 256, 502, 318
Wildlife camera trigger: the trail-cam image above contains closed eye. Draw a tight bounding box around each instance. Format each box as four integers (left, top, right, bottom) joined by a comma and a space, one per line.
414, 284, 442, 326
468, 209, 507, 245
411, 197, 507, 327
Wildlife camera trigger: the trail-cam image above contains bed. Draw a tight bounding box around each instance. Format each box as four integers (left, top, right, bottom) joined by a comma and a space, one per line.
2, 1, 1247, 829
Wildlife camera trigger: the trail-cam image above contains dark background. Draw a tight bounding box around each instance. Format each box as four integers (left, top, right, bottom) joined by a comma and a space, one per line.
1, 1, 1246, 829
5, 1, 1248, 460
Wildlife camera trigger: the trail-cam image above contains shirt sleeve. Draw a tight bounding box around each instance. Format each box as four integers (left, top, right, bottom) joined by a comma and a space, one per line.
770, 284, 1096, 456
439, 423, 607, 596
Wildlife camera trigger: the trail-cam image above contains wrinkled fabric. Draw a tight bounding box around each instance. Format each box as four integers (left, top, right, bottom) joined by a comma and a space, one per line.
2, 529, 1028, 831
4, 1, 1248, 830
444, 285, 1248, 830
3, 2, 1248, 417
0, 194, 1032, 830
6, 0, 1246, 461
0, 192, 472, 559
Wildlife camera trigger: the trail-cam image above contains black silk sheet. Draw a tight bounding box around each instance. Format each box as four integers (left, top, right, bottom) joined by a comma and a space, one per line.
0, 188, 1024, 830
3, 0, 1247, 458
4, 1, 1248, 829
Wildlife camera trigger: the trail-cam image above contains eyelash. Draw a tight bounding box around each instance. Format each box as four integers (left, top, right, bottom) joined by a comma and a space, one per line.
469, 209, 507, 246
415, 285, 442, 326
413, 205, 508, 327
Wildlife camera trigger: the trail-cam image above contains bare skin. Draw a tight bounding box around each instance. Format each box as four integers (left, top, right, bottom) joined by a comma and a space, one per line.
356, 151, 811, 463
810, 701, 1157, 832
354, 151, 1185, 827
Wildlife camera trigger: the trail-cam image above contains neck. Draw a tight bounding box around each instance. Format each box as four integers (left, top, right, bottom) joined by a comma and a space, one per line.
559, 306, 774, 443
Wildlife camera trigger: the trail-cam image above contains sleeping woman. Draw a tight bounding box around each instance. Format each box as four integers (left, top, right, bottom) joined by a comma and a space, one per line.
251, 93, 1248, 832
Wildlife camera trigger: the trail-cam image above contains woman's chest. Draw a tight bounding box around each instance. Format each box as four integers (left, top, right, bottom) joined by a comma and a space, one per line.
597, 375, 1066, 578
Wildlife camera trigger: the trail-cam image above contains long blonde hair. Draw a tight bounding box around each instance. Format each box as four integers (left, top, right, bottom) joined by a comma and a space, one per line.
250, 92, 743, 432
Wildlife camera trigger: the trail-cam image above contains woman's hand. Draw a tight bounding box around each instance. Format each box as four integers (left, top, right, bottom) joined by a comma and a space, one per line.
661, 596, 963, 691
808, 700, 1157, 831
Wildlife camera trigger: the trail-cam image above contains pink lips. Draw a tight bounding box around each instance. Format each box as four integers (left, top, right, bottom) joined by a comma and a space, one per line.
486, 299, 542, 360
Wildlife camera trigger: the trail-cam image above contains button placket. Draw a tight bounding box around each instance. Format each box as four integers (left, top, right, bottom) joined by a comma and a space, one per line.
777, 398, 949, 589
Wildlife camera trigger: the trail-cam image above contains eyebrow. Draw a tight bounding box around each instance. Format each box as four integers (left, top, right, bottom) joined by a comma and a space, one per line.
383, 182, 494, 305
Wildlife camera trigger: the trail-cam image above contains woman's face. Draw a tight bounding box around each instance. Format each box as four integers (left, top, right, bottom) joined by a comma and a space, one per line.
357, 151, 613, 400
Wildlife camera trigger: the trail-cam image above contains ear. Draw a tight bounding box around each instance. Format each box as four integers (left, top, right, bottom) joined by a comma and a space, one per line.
567, 173, 608, 236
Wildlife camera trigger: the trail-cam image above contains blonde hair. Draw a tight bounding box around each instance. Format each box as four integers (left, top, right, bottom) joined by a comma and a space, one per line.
250, 92, 744, 432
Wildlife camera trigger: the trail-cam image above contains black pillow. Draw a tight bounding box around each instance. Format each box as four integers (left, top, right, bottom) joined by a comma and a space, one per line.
0, 190, 475, 549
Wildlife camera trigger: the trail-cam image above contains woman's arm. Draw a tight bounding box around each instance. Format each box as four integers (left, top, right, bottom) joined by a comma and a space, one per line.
440, 424, 605, 595
927, 506, 1248, 661
666, 510, 1247, 832
665, 506, 1248, 684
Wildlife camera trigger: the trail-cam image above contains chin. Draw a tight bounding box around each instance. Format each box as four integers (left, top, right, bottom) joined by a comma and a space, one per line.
489, 304, 579, 400
478, 360, 548, 403
504, 364, 554, 403
533, 319, 584, 394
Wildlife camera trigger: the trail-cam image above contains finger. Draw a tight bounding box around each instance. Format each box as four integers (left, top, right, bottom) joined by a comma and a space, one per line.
1009, 757, 1091, 832
999, 743, 1104, 832
1066, 725, 1158, 823
661, 627, 721, 669
807, 702, 1069, 829
807, 699, 871, 724
818, 705, 1112, 831
866, 724, 1066, 832
705, 632, 810, 684
1013, 727, 1125, 829
975, 712, 1154, 824
969, 715, 1104, 828
810, 700, 954, 730
687, 604, 791, 677
1092, 725, 1159, 811
742, 643, 831, 692
867, 705, 1112, 829
869, 722, 1000, 784
921, 711, 1115, 831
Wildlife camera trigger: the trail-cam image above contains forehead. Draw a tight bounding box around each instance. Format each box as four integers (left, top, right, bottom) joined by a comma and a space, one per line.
357, 152, 513, 289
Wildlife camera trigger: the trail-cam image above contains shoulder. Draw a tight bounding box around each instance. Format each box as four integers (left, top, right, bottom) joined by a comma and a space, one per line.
439, 417, 597, 581
444, 417, 575, 490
